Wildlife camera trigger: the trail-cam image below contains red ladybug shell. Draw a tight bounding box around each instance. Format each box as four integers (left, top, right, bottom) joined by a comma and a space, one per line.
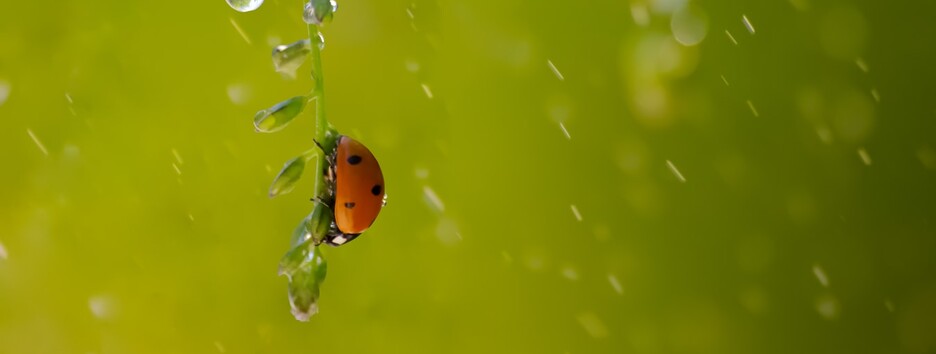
333, 136, 385, 235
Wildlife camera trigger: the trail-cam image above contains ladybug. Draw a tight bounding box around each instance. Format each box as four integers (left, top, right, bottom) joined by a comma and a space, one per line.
314, 135, 386, 246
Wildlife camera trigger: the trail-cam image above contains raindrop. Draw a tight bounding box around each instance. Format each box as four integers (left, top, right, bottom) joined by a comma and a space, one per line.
0, 80, 9, 106
884, 299, 895, 312
815, 294, 840, 319
254, 96, 308, 133
214, 341, 226, 353
670, 4, 709, 46
560, 265, 579, 281
630, 3, 650, 27
172, 163, 182, 176
720, 75, 730, 86
229, 18, 252, 45
577, 312, 609, 338
405, 59, 421, 73
742, 14, 756, 34
570, 205, 583, 221
227, 83, 252, 105
421, 83, 434, 99
172, 149, 184, 165
855, 58, 869, 72
226, 0, 263, 12
436, 217, 462, 246
666, 159, 686, 183
272, 39, 312, 79
858, 148, 872, 166
269, 156, 307, 198
0, 240, 7, 260
559, 122, 571, 140
608, 273, 623, 295
27, 128, 48, 156
547, 59, 565, 81
747, 100, 759, 117
813, 264, 829, 287
870, 88, 880, 103
724, 30, 738, 45
423, 185, 445, 212
88, 294, 116, 320
303, 0, 338, 25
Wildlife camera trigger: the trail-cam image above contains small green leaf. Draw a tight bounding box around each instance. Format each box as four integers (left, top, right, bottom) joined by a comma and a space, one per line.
287, 245, 327, 321
269, 156, 306, 198
280, 203, 335, 277
272, 39, 312, 79
254, 96, 307, 133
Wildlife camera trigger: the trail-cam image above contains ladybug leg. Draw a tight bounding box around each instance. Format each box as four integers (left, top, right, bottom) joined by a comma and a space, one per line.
313, 139, 328, 154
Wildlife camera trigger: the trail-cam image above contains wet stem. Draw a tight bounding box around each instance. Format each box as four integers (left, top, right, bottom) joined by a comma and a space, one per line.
306, 21, 328, 198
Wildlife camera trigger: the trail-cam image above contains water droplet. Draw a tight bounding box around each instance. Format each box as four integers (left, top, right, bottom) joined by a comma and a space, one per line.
884, 299, 896, 312
303, 0, 338, 25
724, 30, 738, 45
813, 264, 830, 287
560, 265, 579, 281
742, 14, 756, 34
570, 205, 583, 221
0, 240, 7, 260
546, 59, 565, 81
858, 148, 872, 166
747, 100, 759, 117
226, 0, 263, 12
855, 58, 869, 72
436, 217, 461, 246
88, 294, 116, 320
630, 3, 650, 27
0, 80, 9, 106
423, 185, 445, 212
666, 159, 686, 183
670, 4, 708, 46
214, 341, 226, 353
229, 18, 252, 45
420, 83, 434, 99
608, 273, 623, 294
227, 83, 252, 105
27, 128, 48, 156
720, 75, 730, 86
577, 312, 609, 338
272, 39, 312, 79
254, 96, 308, 133
269, 156, 306, 198
559, 122, 571, 140
815, 294, 840, 319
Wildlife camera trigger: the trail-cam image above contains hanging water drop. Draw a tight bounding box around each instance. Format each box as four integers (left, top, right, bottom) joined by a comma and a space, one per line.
254, 96, 308, 133
226, 0, 263, 12
272, 39, 312, 78
303, 0, 338, 25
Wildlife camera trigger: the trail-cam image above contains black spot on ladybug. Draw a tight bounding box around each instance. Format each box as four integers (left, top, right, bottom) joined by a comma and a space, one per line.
344, 202, 356, 209
347, 155, 362, 165
371, 184, 382, 196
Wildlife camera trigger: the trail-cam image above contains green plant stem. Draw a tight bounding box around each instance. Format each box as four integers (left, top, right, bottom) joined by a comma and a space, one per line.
307, 22, 328, 198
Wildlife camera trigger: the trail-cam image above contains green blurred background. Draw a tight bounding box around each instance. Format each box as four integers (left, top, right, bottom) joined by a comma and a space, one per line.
2, 0, 936, 353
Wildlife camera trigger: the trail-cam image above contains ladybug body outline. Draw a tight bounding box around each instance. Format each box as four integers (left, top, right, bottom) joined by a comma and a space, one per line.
313, 135, 385, 246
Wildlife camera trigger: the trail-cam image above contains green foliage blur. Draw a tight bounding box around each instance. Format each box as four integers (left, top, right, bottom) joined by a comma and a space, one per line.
2, 0, 936, 353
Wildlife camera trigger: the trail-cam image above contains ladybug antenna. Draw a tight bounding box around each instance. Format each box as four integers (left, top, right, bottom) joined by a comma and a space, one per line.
313, 139, 327, 154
